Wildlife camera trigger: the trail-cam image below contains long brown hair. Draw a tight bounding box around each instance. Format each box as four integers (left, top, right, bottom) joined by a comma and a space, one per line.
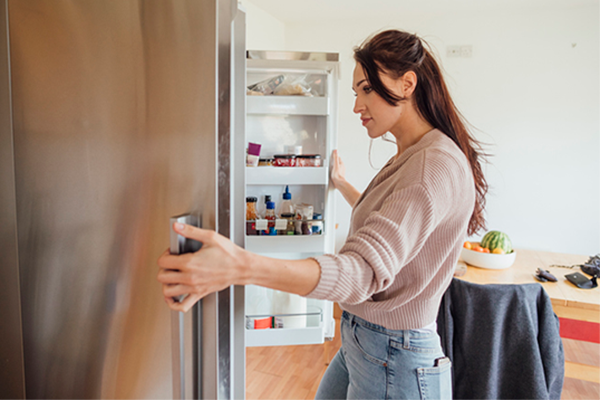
354, 29, 488, 235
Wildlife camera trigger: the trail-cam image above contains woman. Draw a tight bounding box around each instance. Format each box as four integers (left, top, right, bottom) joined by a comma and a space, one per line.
158, 29, 487, 399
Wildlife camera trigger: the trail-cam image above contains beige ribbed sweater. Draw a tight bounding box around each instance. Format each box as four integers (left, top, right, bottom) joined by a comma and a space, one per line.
309, 129, 475, 330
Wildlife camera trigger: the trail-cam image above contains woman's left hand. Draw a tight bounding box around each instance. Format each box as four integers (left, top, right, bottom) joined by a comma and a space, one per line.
157, 223, 249, 312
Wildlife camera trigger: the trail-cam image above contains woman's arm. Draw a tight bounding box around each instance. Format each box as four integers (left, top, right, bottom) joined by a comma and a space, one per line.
331, 150, 361, 207
157, 223, 321, 312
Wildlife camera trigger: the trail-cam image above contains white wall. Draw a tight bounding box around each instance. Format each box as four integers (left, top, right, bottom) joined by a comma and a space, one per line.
239, 0, 285, 51
244, 2, 600, 255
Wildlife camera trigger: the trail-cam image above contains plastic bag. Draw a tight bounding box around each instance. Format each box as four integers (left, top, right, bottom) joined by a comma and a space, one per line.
273, 74, 314, 96
247, 74, 285, 95
247, 74, 320, 96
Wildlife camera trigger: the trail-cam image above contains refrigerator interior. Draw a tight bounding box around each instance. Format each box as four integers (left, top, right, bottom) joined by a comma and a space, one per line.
244, 55, 339, 347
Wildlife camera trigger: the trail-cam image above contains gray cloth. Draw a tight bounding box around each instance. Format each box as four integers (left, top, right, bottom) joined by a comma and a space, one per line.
437, 278, 564, 399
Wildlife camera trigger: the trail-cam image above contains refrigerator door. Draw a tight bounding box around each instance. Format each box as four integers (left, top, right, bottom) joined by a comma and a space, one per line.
0, 2, 26, 398
0, 0, 239, 398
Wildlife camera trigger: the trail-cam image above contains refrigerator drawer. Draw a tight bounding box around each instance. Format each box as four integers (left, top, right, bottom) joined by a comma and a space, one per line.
247, 95, 330, 115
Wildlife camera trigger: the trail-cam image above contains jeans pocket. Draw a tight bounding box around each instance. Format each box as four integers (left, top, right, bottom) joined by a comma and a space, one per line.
349, 321, 388, 367
417, 361, 452, 400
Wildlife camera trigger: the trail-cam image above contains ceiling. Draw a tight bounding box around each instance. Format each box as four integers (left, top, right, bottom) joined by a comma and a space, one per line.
247, 0, 596, 23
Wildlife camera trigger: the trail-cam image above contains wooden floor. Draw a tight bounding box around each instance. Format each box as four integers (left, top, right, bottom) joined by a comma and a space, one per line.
246, 319, 342, 399
246, 318, 599, 399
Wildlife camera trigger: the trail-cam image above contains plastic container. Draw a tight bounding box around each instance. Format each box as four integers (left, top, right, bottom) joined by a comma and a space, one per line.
273, 155, 296, 167
246, 142, 261, 167
296, 155, 322, 167
271, 290, 307, 329
296, 203, 314, 220
311, 213, 323, 235
284, 145, 303, 155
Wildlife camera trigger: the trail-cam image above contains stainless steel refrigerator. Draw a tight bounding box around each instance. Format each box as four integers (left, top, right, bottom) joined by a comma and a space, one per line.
0, 0, 246, 398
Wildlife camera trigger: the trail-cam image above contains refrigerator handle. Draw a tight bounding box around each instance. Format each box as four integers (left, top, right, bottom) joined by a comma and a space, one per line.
171, 311, 186, 399
169, 214, 202, 400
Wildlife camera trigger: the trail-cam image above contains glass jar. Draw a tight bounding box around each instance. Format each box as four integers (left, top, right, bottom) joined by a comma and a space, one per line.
301, 220, 312, 235
246, 197, 259, 235
296, 154, 322, 167
279, 213, 295, 235
273, 154, 297, 167
258, 158, 273, 167
246, 197, 258, 220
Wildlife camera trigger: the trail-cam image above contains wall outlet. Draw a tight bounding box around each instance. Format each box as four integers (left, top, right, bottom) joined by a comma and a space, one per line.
447, 45, 473, 58
460, 45, 473, 57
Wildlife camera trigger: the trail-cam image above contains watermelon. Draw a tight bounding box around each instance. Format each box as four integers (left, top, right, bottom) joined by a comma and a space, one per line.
481, 231, 513, 254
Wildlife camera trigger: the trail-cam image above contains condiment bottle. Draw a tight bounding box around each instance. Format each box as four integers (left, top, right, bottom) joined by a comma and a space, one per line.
265, 201, 276, 235
246, 197, 258, 235
259, 194, 272, 218
279, 186, 295, 217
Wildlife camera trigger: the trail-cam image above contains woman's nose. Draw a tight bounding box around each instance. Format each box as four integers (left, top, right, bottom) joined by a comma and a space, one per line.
353, 97, 364, 114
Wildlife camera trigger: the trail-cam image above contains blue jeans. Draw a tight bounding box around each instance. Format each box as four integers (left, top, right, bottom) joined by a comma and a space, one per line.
316, 311, 452, 400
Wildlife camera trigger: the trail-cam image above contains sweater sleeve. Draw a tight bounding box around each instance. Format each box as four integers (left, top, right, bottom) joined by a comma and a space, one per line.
308, 183, 438, 304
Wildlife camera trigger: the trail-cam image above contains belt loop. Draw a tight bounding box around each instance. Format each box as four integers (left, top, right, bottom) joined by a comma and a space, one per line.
403, 330, 410, 349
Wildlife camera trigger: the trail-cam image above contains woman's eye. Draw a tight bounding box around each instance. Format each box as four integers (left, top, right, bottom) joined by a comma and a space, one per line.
363, 86, 373, 94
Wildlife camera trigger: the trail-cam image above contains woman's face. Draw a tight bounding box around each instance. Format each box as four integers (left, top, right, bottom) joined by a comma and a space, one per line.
352, 63, 406, 139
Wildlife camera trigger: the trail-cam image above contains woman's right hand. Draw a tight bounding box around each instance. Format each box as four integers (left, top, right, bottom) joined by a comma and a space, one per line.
330, 149, 346, 189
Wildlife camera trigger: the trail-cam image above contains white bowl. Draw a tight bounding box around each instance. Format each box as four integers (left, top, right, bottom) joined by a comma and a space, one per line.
461, 246, 517, 270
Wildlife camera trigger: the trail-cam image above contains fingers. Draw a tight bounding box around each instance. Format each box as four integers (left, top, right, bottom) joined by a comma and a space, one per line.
162, 284, 194, 298
157, 251, 193, 272
173, 223, 218, 244
168, 293, 202, 313
178, 293, 202, 312
157, 268, 183, 284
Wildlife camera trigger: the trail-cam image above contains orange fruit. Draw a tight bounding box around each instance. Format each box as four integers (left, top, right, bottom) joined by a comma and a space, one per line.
492, 248, 505, 255
463, 241, 472, 250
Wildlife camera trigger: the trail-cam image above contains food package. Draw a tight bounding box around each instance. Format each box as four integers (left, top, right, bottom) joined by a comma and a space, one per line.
247, 74, 285, 95
273, 74, 313, 96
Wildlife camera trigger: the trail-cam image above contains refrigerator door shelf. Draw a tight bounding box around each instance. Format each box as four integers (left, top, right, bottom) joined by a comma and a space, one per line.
247, 95, 329, 116
246, 166, 328, 185
245, 235, 326, 253
246, 325, 326, 347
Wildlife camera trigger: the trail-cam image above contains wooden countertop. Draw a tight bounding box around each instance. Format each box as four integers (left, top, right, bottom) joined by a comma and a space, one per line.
457, 249, 599, 322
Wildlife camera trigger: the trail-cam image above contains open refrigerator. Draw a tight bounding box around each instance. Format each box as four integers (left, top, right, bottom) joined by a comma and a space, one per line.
242, 51, 339, 347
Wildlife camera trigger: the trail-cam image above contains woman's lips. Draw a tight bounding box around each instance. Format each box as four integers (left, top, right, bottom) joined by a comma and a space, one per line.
361, 118, 371, 126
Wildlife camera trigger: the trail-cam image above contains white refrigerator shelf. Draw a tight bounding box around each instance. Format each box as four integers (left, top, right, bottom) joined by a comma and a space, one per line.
246, 325, 326, 347
245, 235, 326, 253
246, 166, 328, 185
246, 95, 330, 116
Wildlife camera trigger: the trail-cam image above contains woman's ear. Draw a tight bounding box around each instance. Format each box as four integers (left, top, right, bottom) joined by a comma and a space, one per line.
400, 71, 417, 98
